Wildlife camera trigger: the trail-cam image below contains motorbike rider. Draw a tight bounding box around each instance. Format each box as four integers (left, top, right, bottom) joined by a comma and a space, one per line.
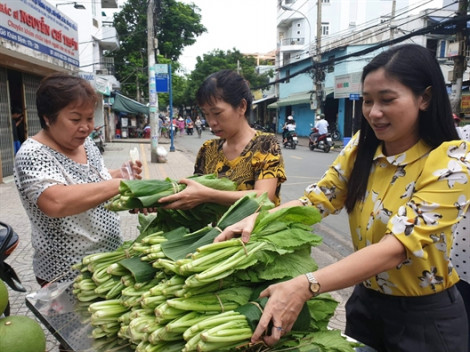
311, 113, 329, 145
282, 115, 296, 143
194, 115, 203, 138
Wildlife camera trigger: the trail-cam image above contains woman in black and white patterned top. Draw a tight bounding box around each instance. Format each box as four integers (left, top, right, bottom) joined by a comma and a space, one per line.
14, 73, 142, 285
454, 120, 470, 351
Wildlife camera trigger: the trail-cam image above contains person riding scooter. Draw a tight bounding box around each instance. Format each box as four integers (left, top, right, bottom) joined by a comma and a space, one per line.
282, 115, 296, 143
311, 114, 329, 145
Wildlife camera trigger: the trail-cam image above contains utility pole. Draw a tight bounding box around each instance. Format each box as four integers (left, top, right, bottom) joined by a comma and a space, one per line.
147, 0, 159, 163
315, 0, 323, 117
450, 0, 468, 115
389, 0, 396, 40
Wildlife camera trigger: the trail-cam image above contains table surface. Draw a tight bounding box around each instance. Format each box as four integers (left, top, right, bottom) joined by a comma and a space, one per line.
25, 283, 376, 352
25, 283, 132, 352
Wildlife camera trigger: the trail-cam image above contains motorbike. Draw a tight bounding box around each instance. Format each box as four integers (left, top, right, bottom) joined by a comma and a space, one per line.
195, 125, 202, 138
329, 123, 341, 142
186, 122, 194, 135
309, 126, 333, 153
0, 221, 26, 316
283, 130, 298, 149
90, 125, 105, 154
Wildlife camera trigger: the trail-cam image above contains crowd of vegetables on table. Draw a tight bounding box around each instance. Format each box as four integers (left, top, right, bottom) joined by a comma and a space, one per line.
72, 175, 359, 351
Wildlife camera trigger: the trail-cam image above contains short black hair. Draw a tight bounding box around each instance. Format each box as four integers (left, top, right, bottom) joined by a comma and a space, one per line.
196, 70, 253, 118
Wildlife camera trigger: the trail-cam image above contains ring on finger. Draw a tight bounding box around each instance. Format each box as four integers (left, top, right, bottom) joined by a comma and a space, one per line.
274, 326, 283, 331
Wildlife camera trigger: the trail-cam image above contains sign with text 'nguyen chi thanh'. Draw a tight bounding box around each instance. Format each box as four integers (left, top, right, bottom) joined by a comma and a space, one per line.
0, 0, 79, 67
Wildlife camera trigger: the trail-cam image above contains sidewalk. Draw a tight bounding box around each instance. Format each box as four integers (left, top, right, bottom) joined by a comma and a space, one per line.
1, 138, 347, 351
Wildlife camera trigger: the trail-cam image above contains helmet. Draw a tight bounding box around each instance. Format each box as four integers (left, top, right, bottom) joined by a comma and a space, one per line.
287, 115, 294, 120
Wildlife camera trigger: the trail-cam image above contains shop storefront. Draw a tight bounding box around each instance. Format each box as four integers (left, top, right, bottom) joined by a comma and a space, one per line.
112, 93, 149, 140
0, 0, 79, 181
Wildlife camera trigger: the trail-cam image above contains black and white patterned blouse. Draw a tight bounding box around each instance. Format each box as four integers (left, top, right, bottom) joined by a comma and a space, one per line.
14, 137, 122, 282
452, 125, 470, 283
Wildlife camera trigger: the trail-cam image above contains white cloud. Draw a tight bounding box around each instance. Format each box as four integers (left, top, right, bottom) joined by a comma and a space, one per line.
179, 0, 277, 73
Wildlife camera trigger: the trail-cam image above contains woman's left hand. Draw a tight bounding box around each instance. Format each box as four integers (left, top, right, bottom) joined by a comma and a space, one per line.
251, 275, 312, 346
158, 178, 209, 209
131, 160, 143, 179
120, 160, 143, 180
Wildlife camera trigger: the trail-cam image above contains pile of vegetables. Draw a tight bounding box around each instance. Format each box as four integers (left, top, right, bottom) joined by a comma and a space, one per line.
73, 192, 359, 352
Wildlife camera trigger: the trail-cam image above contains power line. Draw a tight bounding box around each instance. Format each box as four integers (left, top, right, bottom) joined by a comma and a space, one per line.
252, 13, 470, 90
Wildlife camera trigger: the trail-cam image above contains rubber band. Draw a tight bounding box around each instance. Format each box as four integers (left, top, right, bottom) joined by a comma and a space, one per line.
248, 301, 264, 314
215, 293, 224, 312
171, 181, 179, 194
238, 238, 248, 256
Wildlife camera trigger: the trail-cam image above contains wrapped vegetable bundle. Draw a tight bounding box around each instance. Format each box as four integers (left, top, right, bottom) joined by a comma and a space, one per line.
106, 174, 238, 231
73, 194, 359, 351
106, 174, 235, 210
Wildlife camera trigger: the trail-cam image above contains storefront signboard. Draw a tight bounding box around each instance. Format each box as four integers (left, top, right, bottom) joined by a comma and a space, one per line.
0, 0, 79, 66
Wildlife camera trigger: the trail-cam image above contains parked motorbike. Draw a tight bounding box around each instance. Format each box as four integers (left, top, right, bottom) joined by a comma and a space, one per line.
90, 125, 105, 154
0, 221, 26, 316
283, 130, 298, 149
309, 126, 333, 153
329, 123, 341, 142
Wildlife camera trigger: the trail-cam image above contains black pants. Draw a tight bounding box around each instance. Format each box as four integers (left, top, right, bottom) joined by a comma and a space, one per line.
345, 284, 469, 352
456, 279, 470, 352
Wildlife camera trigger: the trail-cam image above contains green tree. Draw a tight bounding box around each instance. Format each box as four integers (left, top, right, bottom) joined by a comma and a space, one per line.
183, 48, 274, 109
110, 0, 206, 100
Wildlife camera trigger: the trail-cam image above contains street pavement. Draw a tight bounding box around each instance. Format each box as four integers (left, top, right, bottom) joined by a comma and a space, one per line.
1, 134, 348, 351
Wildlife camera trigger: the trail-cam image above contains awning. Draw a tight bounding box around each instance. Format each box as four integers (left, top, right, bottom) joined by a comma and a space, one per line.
427, 16, 470, 35
112, 93, 149, 115
253, 94, 276, 104
268, 92, 312, 109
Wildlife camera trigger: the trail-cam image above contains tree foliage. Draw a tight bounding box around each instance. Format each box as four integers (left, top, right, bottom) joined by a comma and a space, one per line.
183, 48, 274, 109
110, 0, 206, 101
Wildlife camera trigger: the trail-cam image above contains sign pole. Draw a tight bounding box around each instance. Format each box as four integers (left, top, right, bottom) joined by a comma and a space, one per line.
169, 64, 175, 152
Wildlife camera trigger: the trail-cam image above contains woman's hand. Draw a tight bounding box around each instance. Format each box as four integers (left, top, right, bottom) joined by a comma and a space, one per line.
158, 178, 209, 210
251, 276, 312, 346
120, 160, 143, 180
131, 160, 143, 179
214, 213, 259, 243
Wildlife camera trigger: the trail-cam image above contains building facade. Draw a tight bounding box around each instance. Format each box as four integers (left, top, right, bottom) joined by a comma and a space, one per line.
272, 0, 468, 138
0, 0, 119, 180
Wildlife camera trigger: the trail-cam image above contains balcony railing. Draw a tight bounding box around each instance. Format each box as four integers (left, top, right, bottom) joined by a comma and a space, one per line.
95, 57, 115, 75
282, 37, 305, 46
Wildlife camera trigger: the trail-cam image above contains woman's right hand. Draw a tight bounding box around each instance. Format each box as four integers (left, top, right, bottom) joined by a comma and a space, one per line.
214, 213, 259, 243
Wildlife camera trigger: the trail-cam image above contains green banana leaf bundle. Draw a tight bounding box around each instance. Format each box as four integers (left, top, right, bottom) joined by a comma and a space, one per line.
105, 174, 237, 232
106, 174, 236, 211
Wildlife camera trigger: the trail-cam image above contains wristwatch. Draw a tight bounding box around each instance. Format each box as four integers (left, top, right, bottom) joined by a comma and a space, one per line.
305, 272, 321, 296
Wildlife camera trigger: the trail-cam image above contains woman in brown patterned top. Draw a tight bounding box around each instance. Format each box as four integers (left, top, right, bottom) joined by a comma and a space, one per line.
160, 70, 286, 208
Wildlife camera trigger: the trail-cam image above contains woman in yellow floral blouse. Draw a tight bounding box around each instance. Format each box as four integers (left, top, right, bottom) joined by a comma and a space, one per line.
160, 70, 286, 208
216, 44, 470, 352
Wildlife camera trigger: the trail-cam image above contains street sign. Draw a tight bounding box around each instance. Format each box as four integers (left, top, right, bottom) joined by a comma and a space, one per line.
349, 93, 360, 100
155, 64, 168, 74
156, 76, 169, 93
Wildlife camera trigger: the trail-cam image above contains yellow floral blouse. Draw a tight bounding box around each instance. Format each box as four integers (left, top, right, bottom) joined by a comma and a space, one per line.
301, 134, 470, 296
194, 131, 286, 206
